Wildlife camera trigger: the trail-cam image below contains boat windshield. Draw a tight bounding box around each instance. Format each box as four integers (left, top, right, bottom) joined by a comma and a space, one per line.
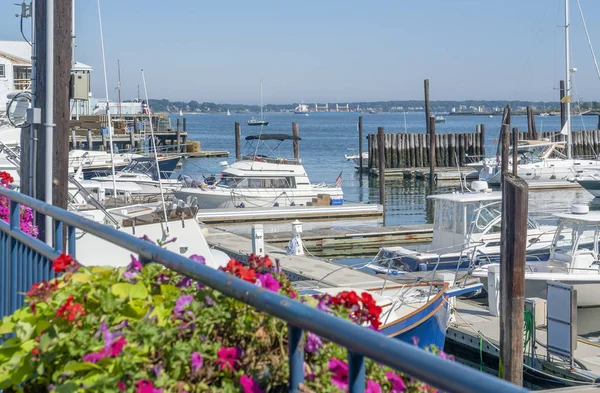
218, 175, 296, 189
469, 201, 538, 235
122, 160, 157, 176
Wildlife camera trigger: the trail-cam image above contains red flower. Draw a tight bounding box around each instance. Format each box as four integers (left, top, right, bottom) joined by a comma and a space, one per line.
65, 303, 86, 322
239, 266, 257, 283
117, 382, 127, 392
32, 347, 39, 355
224, 258, 244, 275
26, 280, 59, 301
0, 171, 14, 185
52, 254, 74, 273
56, 295, 74, 318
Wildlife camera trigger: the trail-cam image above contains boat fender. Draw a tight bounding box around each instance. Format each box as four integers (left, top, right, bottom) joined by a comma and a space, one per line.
274, 202, 279, 207
290, 201, 295, 206
239, 203, 245, 208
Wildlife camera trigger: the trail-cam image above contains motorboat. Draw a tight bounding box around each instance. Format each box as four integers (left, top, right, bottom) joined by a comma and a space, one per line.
299, 282, 481, 349
174, 133, 343, 209
294, 102, 309, 115
471, 205, 600, 308
78, 154, 181, 180
345, 152, 368, 169
478, 140, 600, 186
434, 115, 446, 123
68, 150, 143, 177
574, 169, 600, 197
74, 202, 230, 270
91, 156, 183, 196
365, 182, 555, 275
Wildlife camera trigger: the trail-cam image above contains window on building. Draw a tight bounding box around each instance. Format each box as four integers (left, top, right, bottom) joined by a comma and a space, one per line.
0, 64, 5, 78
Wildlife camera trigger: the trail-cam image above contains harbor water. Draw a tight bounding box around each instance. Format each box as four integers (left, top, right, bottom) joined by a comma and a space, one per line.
177, 112, 598, 228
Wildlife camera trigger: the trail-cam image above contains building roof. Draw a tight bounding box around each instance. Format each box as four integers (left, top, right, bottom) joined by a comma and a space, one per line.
73, 61, 93, 71
0, 40, 32, 64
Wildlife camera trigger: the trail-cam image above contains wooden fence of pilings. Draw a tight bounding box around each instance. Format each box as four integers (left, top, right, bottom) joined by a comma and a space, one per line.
367, 125, 486, 169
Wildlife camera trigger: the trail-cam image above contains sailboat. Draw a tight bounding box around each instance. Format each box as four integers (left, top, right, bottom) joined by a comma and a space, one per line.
479, 0, 600, 186
226, 109, 231, 116
248, 81, 268, 126
179, 109, 183, 117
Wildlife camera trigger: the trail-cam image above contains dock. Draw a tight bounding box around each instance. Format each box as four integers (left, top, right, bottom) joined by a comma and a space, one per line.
204, 226, 387, 287
447, 298, 600, 387
369, 167, 479, 181
264, 224, 432, 258
196, 204, 383, 225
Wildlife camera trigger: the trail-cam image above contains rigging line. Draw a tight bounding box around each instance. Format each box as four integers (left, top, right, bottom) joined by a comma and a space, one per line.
141, 69, 170, 236
575, 0, 600, 83
97, 0, 119, 208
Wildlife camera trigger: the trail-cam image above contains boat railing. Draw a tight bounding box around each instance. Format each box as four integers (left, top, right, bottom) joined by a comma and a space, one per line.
0, 186, 525, 393
241, 155, 301, 165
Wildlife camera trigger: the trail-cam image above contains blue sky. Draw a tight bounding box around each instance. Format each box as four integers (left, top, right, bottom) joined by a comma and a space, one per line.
2, 0, 600, 104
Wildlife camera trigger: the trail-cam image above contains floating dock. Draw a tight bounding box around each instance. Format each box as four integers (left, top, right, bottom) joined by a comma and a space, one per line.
369, 167, 479, 181
196, 204, 383, 225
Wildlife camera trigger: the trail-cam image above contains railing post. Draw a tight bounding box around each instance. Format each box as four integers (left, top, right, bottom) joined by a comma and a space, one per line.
288, 324, 304, 392
348, 351, 365, 393
10, 200, 20, 314
68, 226, 76, 258
54, 220, 63, 253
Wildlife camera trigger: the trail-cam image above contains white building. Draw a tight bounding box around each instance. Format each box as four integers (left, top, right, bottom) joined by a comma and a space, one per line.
0, 40, 32, 110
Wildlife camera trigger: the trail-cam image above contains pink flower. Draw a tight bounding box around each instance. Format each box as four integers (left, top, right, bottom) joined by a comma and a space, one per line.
191, 352, 203, 372
190, 254, 205, 264
258, 273, 280, 292
117, 381, 126, 392
124, 255, 143, 279
135, 379, 161, 393
439, 351, 454, 361
366, 379, 382, 393
305, 332, 323, 354
386, 372, 407, 393
240, 374, 264, 393
328, 358, 348, 390
82, 323, 126, 363
216, 346, 240, 371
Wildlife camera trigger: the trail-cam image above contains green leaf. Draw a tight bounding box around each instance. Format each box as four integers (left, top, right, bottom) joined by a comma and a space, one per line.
14, 321, 34, 341
70, 272, 90, 283
54, 382, 79, 393
111, 282, 148, 300
63, 361, 104, 372
0, 321, 15, 335
121, 300, 147, 320
160, 284, 179, 299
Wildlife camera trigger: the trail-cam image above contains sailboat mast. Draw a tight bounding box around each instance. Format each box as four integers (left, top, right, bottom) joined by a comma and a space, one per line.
565, 0, 572, 159
117, 59, 122, 117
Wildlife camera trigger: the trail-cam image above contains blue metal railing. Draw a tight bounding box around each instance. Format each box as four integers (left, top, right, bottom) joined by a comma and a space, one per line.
0, 187, 526, 393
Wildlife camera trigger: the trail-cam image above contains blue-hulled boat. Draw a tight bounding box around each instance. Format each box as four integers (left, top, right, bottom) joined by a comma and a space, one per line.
82, 155, 181, 180
300, 282, 482, 350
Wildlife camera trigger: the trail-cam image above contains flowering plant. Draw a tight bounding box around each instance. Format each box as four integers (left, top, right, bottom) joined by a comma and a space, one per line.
0, 252, 448, 392
0, 171, 38, 237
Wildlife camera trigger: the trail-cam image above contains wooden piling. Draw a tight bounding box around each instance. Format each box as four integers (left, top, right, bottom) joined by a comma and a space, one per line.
129, 130, 134, 150
87, 129, 93, 150
71, 129, 76, 149
234, 122, 241, 161
424, 79, 431, 135
292, 122, 300, 159
526, 107, 533, 139
428, 116, 435, 186
358, 116, 363, 170
512, 127, 519, 175
377, 127, 386, 223
176, 128, 181, 153
183, 117, 187, 132
499, 173, 528, 386
501, 124, 510, 184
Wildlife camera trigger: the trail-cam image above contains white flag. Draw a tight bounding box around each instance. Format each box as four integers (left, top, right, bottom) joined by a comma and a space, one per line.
560, 123, 569, 136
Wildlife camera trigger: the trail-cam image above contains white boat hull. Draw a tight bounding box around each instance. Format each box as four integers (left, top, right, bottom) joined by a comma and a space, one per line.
480, 159, 600, 185
174, 187, 343, 209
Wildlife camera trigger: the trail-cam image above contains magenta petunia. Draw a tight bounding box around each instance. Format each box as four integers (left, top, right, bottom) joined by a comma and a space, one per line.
135, 379, 162, 393
176, 276, 193, 288
328, 358, 349, 390
191, 352, 203, 372
216, 346, 240, 371
240, 374, 264, 393
117, 381, 126, 392
124, 255, 143, 279
366, 379, 382, 393
386, 372, 407, 393
257, 273, 280, 292
83, 323, 126, 363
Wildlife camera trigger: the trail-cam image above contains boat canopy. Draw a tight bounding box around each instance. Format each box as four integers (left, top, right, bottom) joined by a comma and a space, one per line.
245, 134, 301, 141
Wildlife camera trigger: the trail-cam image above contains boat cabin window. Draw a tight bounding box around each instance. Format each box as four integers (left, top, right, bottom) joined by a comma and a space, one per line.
434, 200, 469, 235
219, 176, 296, 189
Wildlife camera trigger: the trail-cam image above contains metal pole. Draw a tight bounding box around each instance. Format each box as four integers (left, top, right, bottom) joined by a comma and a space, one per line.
44, 0, 55, 246
565, 0, 572, 159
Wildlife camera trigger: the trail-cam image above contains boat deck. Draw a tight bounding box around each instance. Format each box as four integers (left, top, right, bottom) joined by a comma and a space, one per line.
448, 298, 600, 383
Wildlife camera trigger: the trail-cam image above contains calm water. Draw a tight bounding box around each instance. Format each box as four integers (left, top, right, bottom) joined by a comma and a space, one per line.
176, 112, 598, 227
